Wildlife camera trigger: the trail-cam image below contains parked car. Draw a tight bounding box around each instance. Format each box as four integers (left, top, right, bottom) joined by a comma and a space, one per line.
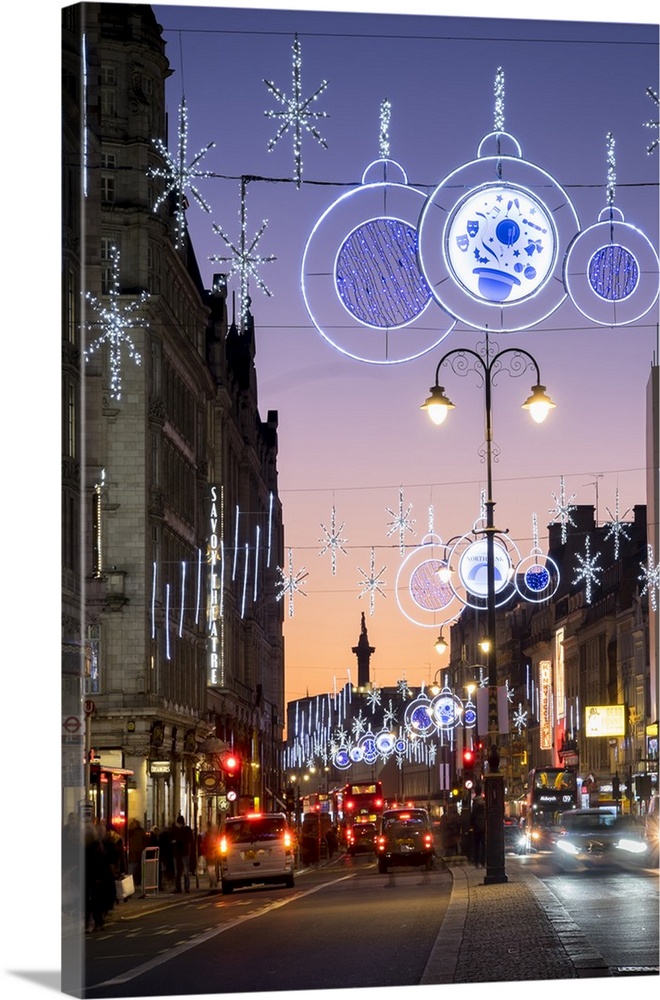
376, 807, 434, 873
553, 808, 650, 870
219, 812, 295, 894
346, 821, 377, 855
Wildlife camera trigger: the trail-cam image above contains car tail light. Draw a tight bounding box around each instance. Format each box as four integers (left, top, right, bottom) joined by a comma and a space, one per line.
219, 835, 228, 855
283, 831, 292, 849
424, 834, 433, 847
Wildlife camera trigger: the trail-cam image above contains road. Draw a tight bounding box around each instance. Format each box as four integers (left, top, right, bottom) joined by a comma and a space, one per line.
82, 854, 453, 997
81, 851, 658, 997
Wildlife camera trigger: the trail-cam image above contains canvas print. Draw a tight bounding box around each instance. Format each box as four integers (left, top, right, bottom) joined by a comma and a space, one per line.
61, 2, 659, 998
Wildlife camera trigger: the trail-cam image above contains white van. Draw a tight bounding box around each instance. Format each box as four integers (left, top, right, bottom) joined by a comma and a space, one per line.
219, 812, 295, 894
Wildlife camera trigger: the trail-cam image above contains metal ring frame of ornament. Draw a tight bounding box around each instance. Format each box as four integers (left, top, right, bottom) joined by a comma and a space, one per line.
563, 206, 660, 326
301, 158, 456, 363
394, 532, 464, 628
417, 132, 580, 333
515, 549, 560, 603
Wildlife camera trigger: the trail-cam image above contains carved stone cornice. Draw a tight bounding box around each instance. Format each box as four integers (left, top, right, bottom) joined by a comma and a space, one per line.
148, 396, 166, 425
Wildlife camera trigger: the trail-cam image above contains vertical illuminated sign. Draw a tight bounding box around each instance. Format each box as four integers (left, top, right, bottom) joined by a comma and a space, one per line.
539, 660, 553, 750
208, 485, 222, 686
555, 627, 565, 721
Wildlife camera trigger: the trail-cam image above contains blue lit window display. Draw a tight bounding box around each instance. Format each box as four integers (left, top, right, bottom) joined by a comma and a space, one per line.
301, 158, 455, 363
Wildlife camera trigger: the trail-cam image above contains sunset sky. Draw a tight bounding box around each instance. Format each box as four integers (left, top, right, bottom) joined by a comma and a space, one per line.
151, 0, 659, 706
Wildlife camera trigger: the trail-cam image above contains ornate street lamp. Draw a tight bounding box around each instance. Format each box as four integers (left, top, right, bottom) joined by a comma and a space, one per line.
421, 332, 555, 884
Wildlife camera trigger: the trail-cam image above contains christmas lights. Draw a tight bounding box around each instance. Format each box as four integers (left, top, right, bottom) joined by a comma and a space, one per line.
386, 487, 416, 556
357, 547, 387, 616
319, 505, 348, 575
264, 33, 329, 189
275, 548, 308, 618
210, 180, 276, 331
149, 97, 215, 249
573, 535, 603, 605
644, 86, 659, 155
549, 476, 577, 544
639, 544, 660, 611
84, 246, 148, 400
604, 489, 632, 560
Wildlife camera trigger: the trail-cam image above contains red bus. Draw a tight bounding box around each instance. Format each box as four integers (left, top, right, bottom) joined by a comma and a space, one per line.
522, 766, 578, 852
335, 782, 384, 845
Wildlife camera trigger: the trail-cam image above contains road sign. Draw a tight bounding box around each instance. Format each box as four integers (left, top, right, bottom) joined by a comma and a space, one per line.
84, 700, 96, 716
63, 715, 83, 735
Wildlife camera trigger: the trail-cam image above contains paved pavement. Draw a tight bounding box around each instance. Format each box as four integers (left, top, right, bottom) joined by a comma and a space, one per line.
70, 854, 619, 983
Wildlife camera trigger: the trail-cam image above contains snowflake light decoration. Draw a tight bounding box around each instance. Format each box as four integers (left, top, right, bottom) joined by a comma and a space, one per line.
357, 547, 387, 615
386, 487, 416, 556
513, 702, 528, 734
639, 544, 660, 611
319, 505, 348, 575
573, 535, 603, 605
275, 548, 308, 617
149, 97, 215, 249
84, 245, 148, 400
383, 700, 398, 729
264, 32, 329, 188
493, 66, 505, 133
351, 710, 367, 738
604, 489, 632, 559
396, 677, 411, 699
549, 476, 577, 544
210, 181, 276, 331
366, 686, 382, 712
644, 86, 659, 155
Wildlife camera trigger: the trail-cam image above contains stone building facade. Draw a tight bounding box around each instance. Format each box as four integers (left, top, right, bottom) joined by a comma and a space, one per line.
62, 3, 284, 839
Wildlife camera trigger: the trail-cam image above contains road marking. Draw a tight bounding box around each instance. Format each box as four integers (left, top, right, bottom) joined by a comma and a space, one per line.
88, 875, 355, 990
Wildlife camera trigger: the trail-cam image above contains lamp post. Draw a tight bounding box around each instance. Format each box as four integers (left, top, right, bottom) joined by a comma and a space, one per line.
421, 332, 555, 884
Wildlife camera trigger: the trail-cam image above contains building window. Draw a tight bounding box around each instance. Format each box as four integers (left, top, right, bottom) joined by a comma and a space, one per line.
66, 382, 77, 459
64, 266, 78, 344
101, 64, 117, 117
101, 237, 117, 294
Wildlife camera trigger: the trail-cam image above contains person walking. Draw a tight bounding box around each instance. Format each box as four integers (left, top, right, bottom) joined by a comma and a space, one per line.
128, 818, 149, 889
471, 784, 486, 868
172, 815, 195, 893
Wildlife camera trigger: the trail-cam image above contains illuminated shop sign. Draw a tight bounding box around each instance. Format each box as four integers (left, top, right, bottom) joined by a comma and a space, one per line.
208, 485, 222, 686
585, 704, 625, 738
539, 660, 553, 750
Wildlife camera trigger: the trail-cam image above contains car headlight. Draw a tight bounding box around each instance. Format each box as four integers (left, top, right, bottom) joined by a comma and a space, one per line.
556, 840, 580, 856
615, 838, 648, 855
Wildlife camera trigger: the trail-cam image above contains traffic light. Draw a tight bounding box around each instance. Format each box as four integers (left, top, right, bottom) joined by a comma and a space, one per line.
462, 747, 475, 790
220, 751, 241, 801
285, 785, 296, 813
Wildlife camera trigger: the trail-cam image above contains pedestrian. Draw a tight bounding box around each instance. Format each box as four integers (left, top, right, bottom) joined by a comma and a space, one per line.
441, 805, 461, 856
84, 822, 112, 932
172, 815, 195, 893
471, 785, 486, 868
325, 826, 338, 859
128, 818, 149, 888
62, 812, 81, 915
201, 824, 220, 888
158, 824, 174, 889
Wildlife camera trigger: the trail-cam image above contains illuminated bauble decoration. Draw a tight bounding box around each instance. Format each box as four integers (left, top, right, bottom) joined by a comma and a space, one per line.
375, 729, 396, 755
448, 527, 521, 611
430, 687, 463, 730
359, 732, 378, 764
515, 552, 560, 604
395, 533, 463, 627
417, 132, 580, 332
404, 696, 436, 735
564, 207, 659, 325
302, 159, 455, 363
334, 748, 351, 769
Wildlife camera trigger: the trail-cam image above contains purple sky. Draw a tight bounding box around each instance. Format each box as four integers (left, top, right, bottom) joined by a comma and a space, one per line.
150, 1, 659, 705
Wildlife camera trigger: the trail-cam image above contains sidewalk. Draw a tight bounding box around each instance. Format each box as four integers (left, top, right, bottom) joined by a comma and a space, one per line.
421, 858, 612, 983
